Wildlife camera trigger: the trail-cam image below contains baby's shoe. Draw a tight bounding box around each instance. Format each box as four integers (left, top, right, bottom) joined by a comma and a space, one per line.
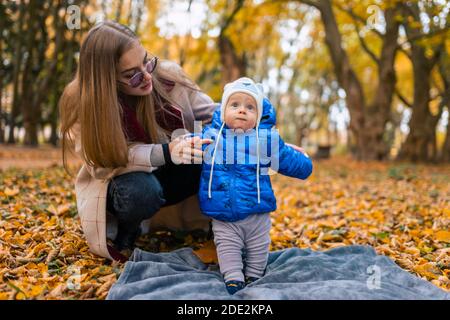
245, 276, 260, 285
225, 280, 245, 295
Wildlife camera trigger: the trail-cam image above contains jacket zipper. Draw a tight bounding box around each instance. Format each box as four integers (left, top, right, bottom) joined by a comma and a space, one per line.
230, 164, 236, 220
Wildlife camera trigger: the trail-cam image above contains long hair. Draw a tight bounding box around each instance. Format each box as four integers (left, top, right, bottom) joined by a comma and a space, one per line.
59, 21, 198, 172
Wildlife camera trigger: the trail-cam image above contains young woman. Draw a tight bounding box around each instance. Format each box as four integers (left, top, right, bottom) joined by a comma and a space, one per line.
59, 21, 217, 261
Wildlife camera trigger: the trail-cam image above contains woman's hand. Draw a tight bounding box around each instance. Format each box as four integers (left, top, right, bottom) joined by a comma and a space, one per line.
169, 135, 213, 164
285, 142, 309, 157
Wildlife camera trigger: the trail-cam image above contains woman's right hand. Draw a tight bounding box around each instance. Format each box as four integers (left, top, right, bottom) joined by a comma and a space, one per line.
168, 135, 213, 164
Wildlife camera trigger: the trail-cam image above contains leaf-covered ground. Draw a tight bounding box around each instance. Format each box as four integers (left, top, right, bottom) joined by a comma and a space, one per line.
0, 156, 449, 299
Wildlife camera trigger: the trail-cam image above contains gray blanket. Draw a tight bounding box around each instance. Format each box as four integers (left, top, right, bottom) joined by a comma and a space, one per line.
106, 245, 449, 300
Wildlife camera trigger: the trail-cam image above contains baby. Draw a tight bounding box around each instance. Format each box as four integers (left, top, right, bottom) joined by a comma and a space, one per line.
198, 77, 313, 294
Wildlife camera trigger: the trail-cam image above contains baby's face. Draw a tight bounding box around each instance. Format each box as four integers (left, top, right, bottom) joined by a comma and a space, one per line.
224, 92, 258, 132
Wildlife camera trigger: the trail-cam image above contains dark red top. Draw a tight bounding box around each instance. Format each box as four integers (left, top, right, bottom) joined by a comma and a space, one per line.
118, 79, 185, 143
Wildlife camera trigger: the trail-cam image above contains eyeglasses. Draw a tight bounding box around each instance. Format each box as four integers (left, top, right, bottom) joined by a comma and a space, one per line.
118, 56, 158, 88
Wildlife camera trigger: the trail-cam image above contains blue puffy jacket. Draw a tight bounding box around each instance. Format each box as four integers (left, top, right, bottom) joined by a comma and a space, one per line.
198, 98, 313, 222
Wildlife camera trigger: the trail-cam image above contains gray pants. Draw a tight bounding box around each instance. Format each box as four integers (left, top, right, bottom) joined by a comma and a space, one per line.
212, 213, 272, 282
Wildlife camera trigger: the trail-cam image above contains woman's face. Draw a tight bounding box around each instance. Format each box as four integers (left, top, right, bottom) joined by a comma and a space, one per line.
117, 43, 154, 96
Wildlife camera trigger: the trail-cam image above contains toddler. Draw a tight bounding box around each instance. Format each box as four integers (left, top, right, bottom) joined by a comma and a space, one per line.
198, 77, 313, 294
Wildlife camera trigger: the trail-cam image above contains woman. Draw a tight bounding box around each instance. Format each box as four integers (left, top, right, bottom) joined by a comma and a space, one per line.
59, 21, 217, 261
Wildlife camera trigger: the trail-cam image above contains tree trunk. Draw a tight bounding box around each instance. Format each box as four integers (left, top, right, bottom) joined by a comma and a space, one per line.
48, 1, 67, 146
134, 0, 144, 34
20, 0, 40, 146
438, 52, 450, 162
312, 0, 365, 159
126, 0, 133, 26
363, 7, 399, 160
115, 0, 124, 21
442, 115, 450, 162
218, 35, 247, 84
305, 0, 399, 160
397, 2, 443, 162
218, 0, 246, 85
8, 1, 26, 144
0, 1, 5, 143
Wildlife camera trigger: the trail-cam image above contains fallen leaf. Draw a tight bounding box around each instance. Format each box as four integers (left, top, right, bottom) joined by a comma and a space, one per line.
435, 231, 450, 243
414, 263, 442, 280
193, 240, 218, 264
4, 187, 20, 197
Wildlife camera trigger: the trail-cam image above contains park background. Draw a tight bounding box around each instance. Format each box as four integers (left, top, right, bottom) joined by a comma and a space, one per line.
0, 0, 449, 299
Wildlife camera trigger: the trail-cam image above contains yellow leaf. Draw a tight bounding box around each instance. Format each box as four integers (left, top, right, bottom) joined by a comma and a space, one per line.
29, 285, 45, 297
15, 292, 27, 300
4, 187, 19, 197
320, 233, 343, 242
372, 210, 385, 222
98, 273, 116, 283
47, 204, 59, 216
36, 263, 48, 274
435, 231, 450, 243
413, 263, 442, 280
0, 292, 10, 300
48, 284, 66, 298
405, 247, 420, 256
443, 208, 450, 218
57, 203, 71, 215
193, 240, 218, 264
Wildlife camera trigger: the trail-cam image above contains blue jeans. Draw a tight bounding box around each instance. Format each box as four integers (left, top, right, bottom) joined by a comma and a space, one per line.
106, 163, 202, 250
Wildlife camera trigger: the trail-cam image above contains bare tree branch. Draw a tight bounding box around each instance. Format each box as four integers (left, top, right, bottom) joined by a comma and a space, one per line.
352, 18, 380, 65
333, 2, 384, 38
397, 26, 450, 47
220, 0, 245, 36
333, 2, 413, 59
395, 88, 412, 108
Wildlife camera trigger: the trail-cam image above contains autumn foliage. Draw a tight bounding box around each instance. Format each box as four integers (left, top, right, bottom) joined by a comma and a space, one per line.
0, 155, 448, 299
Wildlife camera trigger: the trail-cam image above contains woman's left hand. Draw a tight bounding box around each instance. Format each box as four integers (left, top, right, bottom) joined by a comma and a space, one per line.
169, 134, 213, 164
285, 143, 309, 157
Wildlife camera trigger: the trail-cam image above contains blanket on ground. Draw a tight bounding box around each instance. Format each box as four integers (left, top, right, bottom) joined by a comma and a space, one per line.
106, 245, 449, 300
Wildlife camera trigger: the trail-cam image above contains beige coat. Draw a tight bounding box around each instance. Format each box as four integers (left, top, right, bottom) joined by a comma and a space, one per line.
73, 67, 219, 260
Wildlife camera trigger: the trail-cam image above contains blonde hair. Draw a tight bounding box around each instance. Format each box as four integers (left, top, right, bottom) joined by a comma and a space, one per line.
60, 21, 198, 172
